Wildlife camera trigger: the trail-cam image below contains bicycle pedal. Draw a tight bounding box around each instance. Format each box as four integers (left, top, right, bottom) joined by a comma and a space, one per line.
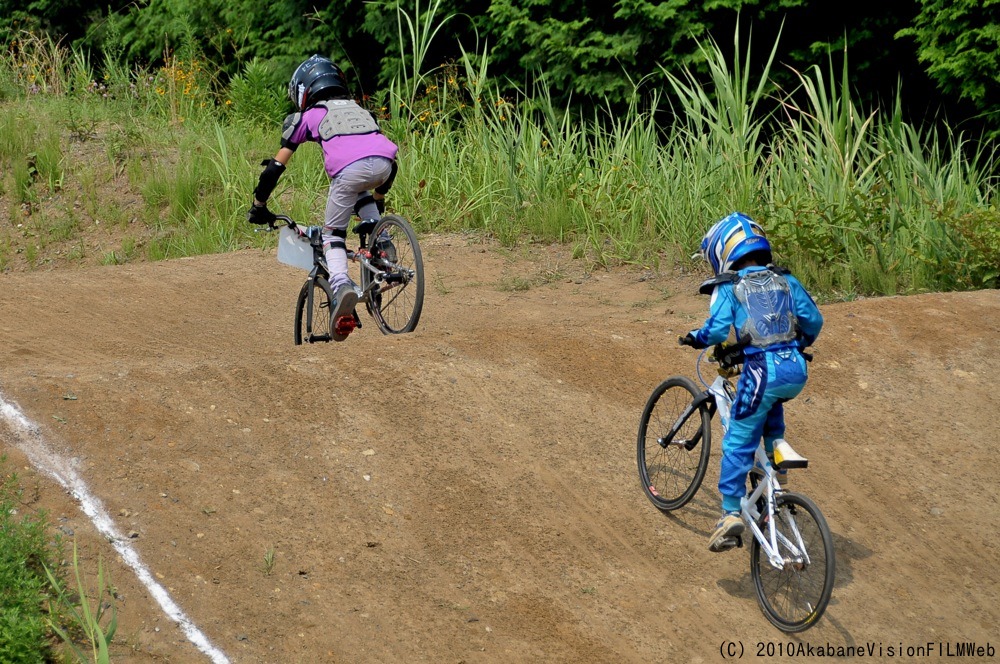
332, 315, 357, 341
709, 536, 740, 553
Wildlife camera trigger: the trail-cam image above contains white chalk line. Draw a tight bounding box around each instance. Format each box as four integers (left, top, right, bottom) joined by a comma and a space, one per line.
0, 392, 231, 664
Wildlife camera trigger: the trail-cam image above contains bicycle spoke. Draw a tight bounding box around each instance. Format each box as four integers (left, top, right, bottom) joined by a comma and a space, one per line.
750, 493, 835, 632
637, 377, 711, 511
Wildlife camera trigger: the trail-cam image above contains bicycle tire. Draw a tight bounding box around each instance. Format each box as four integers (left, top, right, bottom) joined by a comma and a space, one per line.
365, 214, 424, 334
636, 376, 712, 511
750, 492, 835, 632
294, 276, 336, 345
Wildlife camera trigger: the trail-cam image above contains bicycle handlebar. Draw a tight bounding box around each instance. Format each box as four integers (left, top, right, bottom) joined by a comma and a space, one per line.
706, 342, 814, 369
257, 215, 379, 238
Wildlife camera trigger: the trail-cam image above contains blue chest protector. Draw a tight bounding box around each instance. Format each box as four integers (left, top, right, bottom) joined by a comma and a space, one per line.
697, 267, 799, 350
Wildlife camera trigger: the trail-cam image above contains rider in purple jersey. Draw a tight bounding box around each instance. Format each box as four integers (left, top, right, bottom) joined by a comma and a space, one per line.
248, 55, 400, 325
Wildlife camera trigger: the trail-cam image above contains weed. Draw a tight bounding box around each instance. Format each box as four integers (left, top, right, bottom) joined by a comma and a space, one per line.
45, 541, 118, 664
0, 457, 59, 662
259, 548, 276, 576
433, 274, 452, 295
100, 250, 126, 266
496, 275, 536, 292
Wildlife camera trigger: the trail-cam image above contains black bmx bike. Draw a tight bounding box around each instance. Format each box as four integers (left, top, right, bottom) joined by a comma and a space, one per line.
266, 214, 425, 344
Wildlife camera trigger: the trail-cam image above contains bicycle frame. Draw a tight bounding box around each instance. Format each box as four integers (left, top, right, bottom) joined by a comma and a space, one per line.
697, 352, 811, 571
280, 217, 413, 313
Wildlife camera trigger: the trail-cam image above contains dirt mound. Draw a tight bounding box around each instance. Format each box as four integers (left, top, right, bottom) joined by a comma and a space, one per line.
0, 235, 997, 662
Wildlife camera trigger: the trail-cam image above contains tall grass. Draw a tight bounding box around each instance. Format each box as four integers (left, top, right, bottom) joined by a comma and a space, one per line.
0, 24, 996, 292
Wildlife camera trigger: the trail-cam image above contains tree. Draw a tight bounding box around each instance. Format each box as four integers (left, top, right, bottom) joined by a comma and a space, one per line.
898, 0, 1000, 125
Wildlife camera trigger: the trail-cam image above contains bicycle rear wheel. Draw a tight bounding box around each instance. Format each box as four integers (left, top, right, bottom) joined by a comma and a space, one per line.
636, 376, 712, 511
364, 214, 424, 334
750, 492, 835, 632
294, 276, 335, 345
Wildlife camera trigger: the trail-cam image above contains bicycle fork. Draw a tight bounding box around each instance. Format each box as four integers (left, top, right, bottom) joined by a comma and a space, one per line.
661, 392, 716, 451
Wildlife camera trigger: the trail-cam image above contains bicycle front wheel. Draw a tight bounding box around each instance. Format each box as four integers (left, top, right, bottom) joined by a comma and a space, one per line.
294, 276, 335, 345
365, 214, 424, 334
636, 376, 712, 511
750, 492, 835, 632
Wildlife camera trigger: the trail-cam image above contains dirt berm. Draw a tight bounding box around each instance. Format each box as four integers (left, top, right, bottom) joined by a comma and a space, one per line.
0, 235, 997, 662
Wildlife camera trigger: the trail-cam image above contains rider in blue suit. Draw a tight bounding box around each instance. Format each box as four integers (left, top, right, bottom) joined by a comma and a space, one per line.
680, 212, 824, 552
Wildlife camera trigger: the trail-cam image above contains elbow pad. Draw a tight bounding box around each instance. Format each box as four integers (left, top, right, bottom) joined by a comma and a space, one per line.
253, 158, 286, 203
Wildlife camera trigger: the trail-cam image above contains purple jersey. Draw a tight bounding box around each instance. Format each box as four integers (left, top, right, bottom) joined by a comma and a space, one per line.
281, 104, 398, 177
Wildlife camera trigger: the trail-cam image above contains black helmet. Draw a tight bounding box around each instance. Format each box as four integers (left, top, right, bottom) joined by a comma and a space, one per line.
288, 55, 349, 111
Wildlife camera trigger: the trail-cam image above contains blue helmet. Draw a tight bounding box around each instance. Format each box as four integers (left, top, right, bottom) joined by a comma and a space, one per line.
700, 212, 771, 275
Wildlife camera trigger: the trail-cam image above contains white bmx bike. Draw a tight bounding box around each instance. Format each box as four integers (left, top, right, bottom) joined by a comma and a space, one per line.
637, 343, 835, 632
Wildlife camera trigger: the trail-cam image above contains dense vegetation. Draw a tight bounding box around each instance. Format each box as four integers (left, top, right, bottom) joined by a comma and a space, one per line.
0, 0, 1000, 297
3, 0, 998, 133
0, 3, 997, 296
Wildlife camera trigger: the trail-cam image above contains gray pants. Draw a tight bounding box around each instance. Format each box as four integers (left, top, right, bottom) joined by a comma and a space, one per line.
322, 156, 394, 288
322, 156, 393, 235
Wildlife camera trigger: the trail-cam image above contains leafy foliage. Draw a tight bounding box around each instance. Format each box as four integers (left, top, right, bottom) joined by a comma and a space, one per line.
897, 0, 1000, 122
5, 0, 996, 135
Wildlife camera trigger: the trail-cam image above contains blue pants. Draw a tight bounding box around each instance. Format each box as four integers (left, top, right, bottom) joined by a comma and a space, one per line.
719, 349, 807, 512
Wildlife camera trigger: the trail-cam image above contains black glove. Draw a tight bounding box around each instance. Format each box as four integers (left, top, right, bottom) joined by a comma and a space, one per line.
247, 203, 276, 226
713, 342, 744, 367
678, 332, 701, 348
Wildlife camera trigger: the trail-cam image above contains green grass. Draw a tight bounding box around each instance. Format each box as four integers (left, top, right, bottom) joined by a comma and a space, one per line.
0, 457, 120, 662
0, 463, 55, 663
0, 26, 995, 293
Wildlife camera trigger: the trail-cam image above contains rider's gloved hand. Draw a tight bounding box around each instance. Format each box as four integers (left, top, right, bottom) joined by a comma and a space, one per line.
713, 341, 744, 366
247, 202, 276, 226
678, 332, 703, 348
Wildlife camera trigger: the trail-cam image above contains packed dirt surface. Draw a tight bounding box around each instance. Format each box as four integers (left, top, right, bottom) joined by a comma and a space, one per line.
0, 234, 998, 663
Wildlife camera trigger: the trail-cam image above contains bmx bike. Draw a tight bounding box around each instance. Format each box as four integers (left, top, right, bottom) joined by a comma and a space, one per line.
265, 213, 425, 345
636, 344, 835, 632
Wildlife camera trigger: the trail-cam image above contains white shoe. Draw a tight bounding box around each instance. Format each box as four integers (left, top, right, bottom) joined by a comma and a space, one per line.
709, 512, 744, 553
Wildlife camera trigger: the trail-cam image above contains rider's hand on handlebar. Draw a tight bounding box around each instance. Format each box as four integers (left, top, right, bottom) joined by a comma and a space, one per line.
678, 332, 703, 348
713, 341, 744, 367
247, 202, 277, 226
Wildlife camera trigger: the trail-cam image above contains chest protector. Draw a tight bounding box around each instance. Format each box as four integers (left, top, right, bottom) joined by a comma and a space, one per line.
734, 269, 798, 348
316, 100, 379, 140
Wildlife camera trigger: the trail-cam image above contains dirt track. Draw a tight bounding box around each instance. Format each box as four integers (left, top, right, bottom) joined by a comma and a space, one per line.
0, 234, 998, 662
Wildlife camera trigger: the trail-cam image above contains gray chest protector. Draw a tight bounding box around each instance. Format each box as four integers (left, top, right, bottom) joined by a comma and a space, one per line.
316, 100, 379, 139
734, 269, 799, 348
